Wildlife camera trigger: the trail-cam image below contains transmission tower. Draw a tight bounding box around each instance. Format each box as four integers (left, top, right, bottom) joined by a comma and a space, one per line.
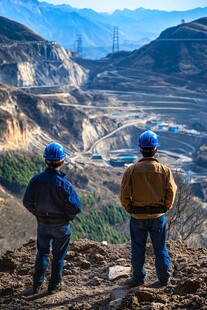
112, 26, 119, 53
76, 35, 83, 58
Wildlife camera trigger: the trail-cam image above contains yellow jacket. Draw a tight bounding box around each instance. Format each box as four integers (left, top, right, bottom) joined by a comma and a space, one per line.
120, 157, 177, 219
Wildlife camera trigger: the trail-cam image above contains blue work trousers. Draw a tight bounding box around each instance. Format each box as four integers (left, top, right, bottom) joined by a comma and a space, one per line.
130, 215, 170, 283
33, 222, 71, 286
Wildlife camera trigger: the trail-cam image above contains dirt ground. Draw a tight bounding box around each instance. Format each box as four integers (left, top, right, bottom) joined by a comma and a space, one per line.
0, 238, 207, 309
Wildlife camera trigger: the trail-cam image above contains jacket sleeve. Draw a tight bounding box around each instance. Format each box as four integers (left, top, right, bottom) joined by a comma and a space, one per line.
64, 183, 82, 220
23, 177, 37, 216
120, 167, 132, 213
165, 168, 177, 210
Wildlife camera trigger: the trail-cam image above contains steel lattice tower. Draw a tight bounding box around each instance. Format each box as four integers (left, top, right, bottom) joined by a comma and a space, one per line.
112, 26, 119, 53
76, 35, 83, 58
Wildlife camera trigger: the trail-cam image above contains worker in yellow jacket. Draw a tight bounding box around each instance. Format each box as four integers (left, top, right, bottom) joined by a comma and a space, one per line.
120, 130, 177, 287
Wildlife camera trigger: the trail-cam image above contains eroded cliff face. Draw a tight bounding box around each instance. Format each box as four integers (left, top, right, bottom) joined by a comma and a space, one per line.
0, 84, 124, 155
0, 86, 49, 152
0, 41, 88, 87
17, 62, 35, 86
0, 90, 29, 151
82, 118, 100, 151
4, 116, 28, 150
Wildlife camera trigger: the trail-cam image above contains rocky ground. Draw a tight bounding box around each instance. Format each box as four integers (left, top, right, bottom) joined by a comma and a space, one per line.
0, 238, 207, 310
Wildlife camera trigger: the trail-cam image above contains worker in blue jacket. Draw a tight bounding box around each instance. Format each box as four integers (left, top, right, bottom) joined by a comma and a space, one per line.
23, 142, 81, 295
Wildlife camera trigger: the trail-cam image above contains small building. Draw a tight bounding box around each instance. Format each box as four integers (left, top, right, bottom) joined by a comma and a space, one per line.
91, 153, 103, 160
158, 121, 168, 130
168, 126, 179, 132
109, 154, 137, 167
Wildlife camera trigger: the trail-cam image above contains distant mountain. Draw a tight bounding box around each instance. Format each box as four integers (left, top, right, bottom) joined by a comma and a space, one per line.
0, 0, 114, 59
1, 0, 207, 58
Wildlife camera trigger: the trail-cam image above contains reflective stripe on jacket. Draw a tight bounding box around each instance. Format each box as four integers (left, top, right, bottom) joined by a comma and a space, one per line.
23, 168, 81, 220
120, 157, 177, 219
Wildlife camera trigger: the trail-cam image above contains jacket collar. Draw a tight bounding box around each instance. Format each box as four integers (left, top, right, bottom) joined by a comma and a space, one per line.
45, 168, 66, 177
138, 157, 159, 163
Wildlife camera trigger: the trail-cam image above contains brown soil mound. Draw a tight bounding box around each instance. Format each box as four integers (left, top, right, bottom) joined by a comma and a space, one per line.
0, 238, 206, 309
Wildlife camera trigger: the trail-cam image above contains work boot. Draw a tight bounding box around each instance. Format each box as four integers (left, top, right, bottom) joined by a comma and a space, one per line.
47, 281, 63, 295
159, 278, 170, 286
33, 281, 46, 294
125, 277, 144, 287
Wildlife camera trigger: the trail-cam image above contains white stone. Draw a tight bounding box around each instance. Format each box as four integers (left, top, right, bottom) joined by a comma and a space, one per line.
102, 241, 108, 246
108, 265, 131, 281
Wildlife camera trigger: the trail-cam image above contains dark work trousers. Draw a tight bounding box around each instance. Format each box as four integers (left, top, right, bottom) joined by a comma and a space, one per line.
130, 215, 170, 283
33, 222, 71, 286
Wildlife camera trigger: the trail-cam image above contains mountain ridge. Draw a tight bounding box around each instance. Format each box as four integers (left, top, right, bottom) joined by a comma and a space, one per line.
0, 16, 44, 42
1, 0, 207, 58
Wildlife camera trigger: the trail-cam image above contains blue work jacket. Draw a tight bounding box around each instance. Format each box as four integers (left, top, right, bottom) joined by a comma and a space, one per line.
23, 168, 81, 220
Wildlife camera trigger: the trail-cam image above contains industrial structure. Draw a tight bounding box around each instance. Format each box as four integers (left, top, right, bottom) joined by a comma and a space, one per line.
75, 35, 83, 58
109, 154, 137, 167
112, 26, 119, 53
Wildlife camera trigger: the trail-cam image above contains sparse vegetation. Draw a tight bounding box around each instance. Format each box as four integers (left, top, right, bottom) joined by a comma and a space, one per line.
0, 152, 45, 193
71, 204, 130, 244
167, 171, 207, 247
79, 193, 97, 209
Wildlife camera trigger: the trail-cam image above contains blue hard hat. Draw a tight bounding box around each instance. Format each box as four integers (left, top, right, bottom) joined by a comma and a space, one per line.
138, 130, 160, 148
43, 142, 66, 160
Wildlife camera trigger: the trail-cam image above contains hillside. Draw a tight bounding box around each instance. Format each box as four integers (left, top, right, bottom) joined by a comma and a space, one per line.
79, 17, 207, 94
0, 238, 207, 309
0, 16, 44, 42
0, 16, 88, 87
0, 83, 85, 152
0, 82, 131, 255
0, 82, 125, 155
116, 17, 207, 83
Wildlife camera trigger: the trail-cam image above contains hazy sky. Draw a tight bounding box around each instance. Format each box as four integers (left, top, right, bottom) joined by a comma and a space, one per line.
39, 0, 207, 12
